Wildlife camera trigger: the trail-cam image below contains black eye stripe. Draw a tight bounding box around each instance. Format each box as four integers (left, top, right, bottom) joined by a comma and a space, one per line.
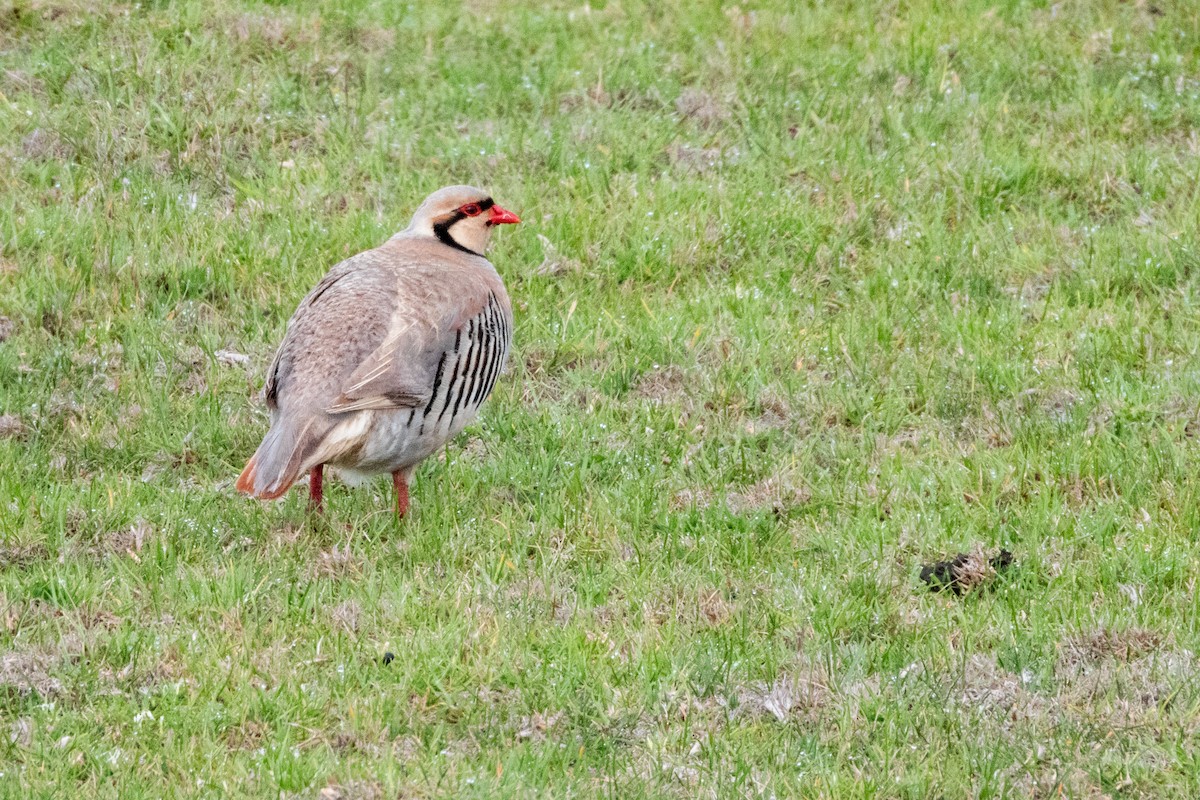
432, 198, 495, 257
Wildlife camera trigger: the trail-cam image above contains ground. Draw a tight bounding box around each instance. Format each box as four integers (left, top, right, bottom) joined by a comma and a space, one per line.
1, 0, 1200, 797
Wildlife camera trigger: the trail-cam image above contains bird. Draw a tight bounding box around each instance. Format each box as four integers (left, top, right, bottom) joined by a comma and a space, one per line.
235, 185, 521, 517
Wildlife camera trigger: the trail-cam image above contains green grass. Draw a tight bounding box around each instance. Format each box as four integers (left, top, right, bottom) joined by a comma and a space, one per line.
2, 0, 1200, 796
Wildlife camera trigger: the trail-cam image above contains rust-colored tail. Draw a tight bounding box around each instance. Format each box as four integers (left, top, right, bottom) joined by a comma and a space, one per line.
235, 454, 291, 500
235, 418, 323, 501
234, 455, 257, 495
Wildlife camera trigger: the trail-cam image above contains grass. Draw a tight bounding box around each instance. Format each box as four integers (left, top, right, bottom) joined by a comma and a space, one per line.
1, 0, 1200, 796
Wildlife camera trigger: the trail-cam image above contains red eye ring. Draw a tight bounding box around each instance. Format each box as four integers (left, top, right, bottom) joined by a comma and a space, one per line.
461, 203, 482, 217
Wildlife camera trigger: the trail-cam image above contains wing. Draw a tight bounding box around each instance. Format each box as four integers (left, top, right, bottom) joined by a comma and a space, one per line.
263, 242, 510, 422
324, 278, 499, 415
263, 250, 405, 416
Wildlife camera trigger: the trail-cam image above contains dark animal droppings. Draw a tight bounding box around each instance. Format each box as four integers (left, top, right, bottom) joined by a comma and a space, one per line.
382, 651, 395, 665
990, 549, 1013, 572
920, 549, 1013, 596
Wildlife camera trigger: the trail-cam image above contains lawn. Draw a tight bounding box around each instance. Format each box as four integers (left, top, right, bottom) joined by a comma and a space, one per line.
2, 0, 1200, 796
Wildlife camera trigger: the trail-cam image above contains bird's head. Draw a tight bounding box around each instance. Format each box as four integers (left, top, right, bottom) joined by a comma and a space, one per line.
407, 185, 521, 257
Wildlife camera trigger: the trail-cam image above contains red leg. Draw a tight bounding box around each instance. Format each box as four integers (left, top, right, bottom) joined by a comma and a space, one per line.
392, 470, 409, 518
308, 465, 324, 513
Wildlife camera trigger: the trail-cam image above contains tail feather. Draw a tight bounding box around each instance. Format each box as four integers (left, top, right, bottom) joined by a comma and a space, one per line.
234, 454, 260, 495
236, 417, 324, 500
235, 452, 293, 500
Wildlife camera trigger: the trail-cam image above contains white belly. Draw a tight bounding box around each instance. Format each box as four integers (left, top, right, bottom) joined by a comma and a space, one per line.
326, 404, 479, 484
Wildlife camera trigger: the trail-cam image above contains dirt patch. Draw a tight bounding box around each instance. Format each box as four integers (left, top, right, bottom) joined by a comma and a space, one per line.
73, 604, 121, 631
946, 639, 1198, 743
224, 719, 270, 752
98, 519, 153, 557
318, 780, 386, 800
354, 26, 395, 52
311, 545, 362, 579
734, 668, 832, 723
725, 476, 812, 515
328, 728, 390, 758
558, 84, 662, 114
1059, 627, 1164, 667
558, 88, 607, 113
550, 594, 575, 626
269, 522, 304, 548
60, 68, 97, 100
1056, 645, 1195, 729
1056, 474, 1114, 509
0, 414, 27, 440
219, 10, 320, 47
746, 392, 794, 434
0, 541, 48, 568
633, 365, 690, 403
8, 716, 32, 747
503, 575, 549, 606
675, 88, 731, 128
21, 128, 73, 162
1008, 766, 1109, 799
873, 428, 930, 456
515, 710, 563, 742
670, 487, 715, 511
1004, 274, 1054, 308
1020, 387, 1081, 424
954, 654, 1045, 721
919, 546, 1013, 595
695, 589, 733, 625
1083, 28, 1113, 62
644, 587, 733, 628
178, 346, 209, 396
330, 600, 361, 634
961, 404, 1013, 449
666, 143, 725, 174
520, 347, 602, 381
2, 596, 60, 634
140, 449, 198, 483
95, 647, 189, 698
0, 315, 14, 342
2, 69, 45, 97
0, 651, 62, 698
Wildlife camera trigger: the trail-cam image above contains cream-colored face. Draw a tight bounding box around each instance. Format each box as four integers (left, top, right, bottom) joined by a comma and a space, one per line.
407, 185, 520, 256
437, 196, 496, 256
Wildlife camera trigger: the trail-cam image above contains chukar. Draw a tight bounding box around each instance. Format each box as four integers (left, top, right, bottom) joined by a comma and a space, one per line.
235, 185, 520, 517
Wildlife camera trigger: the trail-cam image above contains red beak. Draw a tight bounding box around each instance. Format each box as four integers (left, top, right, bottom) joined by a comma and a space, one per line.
489, 205, 521, 225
